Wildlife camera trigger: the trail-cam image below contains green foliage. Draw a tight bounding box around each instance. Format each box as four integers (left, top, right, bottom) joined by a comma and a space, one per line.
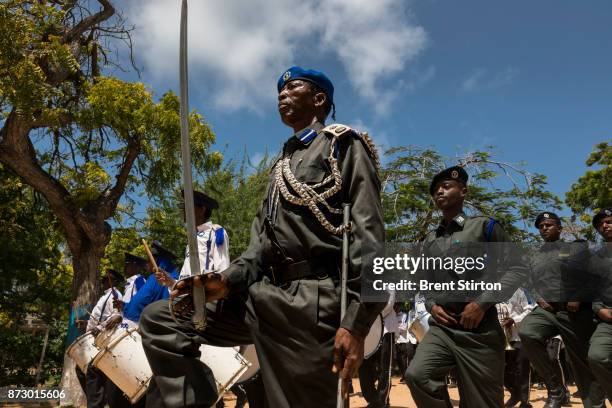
143, 154, 272, 262
566, 141, 612, 235
381, 146, 562, 242
101, 227, 141, 272
1, 1, 222, 309
202, 155, 272, 259
0, 2, 72, 116
0, 164, 71, 386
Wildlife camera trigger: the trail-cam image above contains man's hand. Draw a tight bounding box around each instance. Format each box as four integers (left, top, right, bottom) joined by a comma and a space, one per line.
90, 326, 101, 337
170, 273, 230, 302
537, 300, 554, 312
331, 327, 364, 400
431, 304, 458, 327
567, 301, 580, 312
104, 315, 123, 331
112, 299, 124, 311
596, 308, 612, 323
460, 302, 487, 330
155, 268, 176, 287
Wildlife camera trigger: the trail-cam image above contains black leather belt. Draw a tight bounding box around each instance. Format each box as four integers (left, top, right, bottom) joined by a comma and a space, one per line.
265, 257, 338, 286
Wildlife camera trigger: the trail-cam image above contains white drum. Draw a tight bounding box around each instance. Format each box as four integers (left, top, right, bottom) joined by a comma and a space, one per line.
198, 344, 251, 397
92, 328, 152, 404
94, 325, 125, 349
93, 327, 251, 404
235, 345, 260, 384
364, 314, 383, 359
66, 332, 99, 373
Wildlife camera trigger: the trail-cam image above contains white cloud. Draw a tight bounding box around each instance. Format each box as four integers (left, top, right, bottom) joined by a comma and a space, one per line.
461, 67, 519, 92
127, 0, 427, 114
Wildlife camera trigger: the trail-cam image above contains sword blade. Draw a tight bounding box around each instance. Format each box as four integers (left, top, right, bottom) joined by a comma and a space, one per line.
179, 0, 205, 330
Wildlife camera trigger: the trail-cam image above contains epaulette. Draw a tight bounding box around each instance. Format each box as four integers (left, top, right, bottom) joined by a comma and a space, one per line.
213, 225, 225, 246
323, 123, 381, 178
322, 123, 354, 139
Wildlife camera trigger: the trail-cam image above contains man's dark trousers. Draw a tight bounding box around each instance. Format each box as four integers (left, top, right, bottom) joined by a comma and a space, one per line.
140, 275, 343, 408
519, 306, 605, 408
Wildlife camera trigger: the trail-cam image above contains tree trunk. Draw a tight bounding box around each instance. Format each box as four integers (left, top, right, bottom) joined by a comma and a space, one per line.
69, 227, 111, 308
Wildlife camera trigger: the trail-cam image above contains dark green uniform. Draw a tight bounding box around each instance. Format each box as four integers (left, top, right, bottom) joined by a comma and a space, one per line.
518, 241, 606, 408
588, 245, 612, 402
140, 121, 385, 408
405, 213, 527, 408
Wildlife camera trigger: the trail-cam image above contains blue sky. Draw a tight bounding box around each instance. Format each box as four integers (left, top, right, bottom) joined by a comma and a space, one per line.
117, 0, 611, 218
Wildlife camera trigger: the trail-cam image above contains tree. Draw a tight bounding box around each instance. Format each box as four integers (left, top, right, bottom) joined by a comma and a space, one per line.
565, 141, 612, 238
381, 146, 561, 242
0, 1, 221, 307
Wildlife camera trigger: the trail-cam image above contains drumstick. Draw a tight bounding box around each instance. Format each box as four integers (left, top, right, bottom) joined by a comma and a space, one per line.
142, 239, 159, 273
107, 274, 118, 300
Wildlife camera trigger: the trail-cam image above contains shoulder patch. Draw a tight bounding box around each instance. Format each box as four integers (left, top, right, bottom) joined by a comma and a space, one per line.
322, 123, 354, 138
215, 228, 225, 246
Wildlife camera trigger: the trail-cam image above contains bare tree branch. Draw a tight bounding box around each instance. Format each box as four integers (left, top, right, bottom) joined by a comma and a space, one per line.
97, 135, 140, 219
62, 0, 115, 44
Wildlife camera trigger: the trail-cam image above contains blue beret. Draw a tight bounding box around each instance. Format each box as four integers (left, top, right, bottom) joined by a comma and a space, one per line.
534, 211, 561, 228
429, 166, 468, 195
277, 66, 334, 104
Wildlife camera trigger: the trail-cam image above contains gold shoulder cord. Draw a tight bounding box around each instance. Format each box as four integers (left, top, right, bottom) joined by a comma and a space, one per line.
273, 124, 381, 235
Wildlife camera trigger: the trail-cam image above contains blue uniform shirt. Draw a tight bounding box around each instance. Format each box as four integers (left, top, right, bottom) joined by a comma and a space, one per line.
123, 258, 179, 323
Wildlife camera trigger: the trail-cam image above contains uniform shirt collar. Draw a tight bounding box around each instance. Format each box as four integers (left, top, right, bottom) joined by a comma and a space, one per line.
125, 275, 140, 284
436, 212, 467, 234
290, 121, 324, 146
103, 287, 119, 296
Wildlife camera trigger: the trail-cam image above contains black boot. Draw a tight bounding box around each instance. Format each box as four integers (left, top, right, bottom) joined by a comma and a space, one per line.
560, 387, 572, 406
543, 386, 564, 408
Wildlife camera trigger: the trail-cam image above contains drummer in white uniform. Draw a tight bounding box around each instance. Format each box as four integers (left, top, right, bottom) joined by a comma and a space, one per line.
84, 269, 123, 408
178, 190, 229, 278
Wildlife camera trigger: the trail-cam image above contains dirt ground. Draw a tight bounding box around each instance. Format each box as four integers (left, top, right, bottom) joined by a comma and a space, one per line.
221, 377, 612, 408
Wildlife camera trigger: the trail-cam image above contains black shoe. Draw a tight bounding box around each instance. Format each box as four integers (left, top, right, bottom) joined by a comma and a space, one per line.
561, 388, 572, 406
518, 404, 533, 408
505, 395, 521, 407
543, 395, 563, 408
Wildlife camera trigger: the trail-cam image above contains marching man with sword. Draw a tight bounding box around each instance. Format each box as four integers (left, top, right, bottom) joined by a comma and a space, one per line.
139, 62, 386, 407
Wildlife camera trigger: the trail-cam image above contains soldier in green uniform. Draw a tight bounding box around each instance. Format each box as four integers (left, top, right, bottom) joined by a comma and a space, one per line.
518, 212, 605, 408
588, 208, 612, 402
139, 66, 385, 408
405, 166, 528, 408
